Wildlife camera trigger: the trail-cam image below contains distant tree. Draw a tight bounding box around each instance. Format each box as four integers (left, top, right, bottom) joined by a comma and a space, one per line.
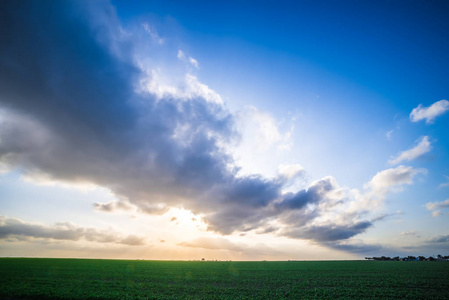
367, 254, 448, 262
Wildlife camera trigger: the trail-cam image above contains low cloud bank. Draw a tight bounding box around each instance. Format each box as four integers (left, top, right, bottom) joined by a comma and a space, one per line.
0, 216, 145, 245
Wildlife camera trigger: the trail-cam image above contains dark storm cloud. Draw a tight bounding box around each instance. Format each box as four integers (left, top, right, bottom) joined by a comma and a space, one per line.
0, 0, 235, 225
326, 241, 384, 254
0, 0, 374, 245
255, 226, 278, 234
282, 221, 373, 242
275, 176, 336, 210
0, 0, 137, 137
0, 216, 145, 245
425, 235, 449, 244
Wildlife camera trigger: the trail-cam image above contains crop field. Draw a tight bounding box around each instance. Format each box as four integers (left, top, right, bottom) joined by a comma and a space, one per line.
1, 258, 448, 299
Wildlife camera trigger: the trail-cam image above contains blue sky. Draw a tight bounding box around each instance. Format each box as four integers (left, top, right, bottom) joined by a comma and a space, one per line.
0, 0, 448, 260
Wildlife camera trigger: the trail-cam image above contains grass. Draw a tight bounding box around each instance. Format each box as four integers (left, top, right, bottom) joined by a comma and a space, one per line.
1, 258, 448, 299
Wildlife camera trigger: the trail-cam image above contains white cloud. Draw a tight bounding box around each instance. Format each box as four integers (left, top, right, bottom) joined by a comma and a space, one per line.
188, 57, 199, 69
350, 165, 426, 210
410, 99, 449, 124
137, 69, 179, 99
228, 106, 296, 178
425, 198, 449, 217
438, 175, 449, 188
139, 69, 223, 104
426, 199, 449, 212
177, 49, 199, 69
243, 106, 283, 148
278, 164, 305, 180
184, 73, 222, 104
432, 210, 442, 217
388, 136, 431, 165
142, 23, 164, 44
177, 49, 185, 60
367, 165, 425, 193
386, 130, 393, 140
401, 231, 419, 236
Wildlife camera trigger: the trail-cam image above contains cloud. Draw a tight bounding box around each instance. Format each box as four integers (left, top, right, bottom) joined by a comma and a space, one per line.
425, 199, 449, 217
355, 165, 425, 211
94, 200, 136, 212
278, 164, 305, 181
432, 210, 442, 217
283, 221, 372, 242
237, 106, 284, 149
0, 216, 145, 245
388, 136, 431, 165
339, 166, 424, 222
0, 0, 233, 229
370, 211, 403, 222
94, 199, 170, 215
188, 57, 199, 69
142, 23, 164, 44
410, 99, 449, 124
438, 175, 449, 188
326, 240, 385, 254
276, 176, 339, 211
177, 50, 185, 60
401, 231, 419, 236
425, 234, 449, 244
229, 106, 295, 177
176, 49, 199, 69
119, 235, 147, 246
365, 165, 426, 196
386, 130, 393, 140
139, 71, 223, 104
425, 199, 449, 211
255, 226, 278, 235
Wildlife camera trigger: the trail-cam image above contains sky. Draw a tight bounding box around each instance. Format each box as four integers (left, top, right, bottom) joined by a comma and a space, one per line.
0, 0, 448, 260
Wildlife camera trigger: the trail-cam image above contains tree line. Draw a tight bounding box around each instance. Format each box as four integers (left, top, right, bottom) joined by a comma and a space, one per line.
365, 255, 449, 261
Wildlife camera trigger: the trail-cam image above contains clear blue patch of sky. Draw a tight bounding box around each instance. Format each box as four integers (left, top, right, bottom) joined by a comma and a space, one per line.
113, 0, 449, 105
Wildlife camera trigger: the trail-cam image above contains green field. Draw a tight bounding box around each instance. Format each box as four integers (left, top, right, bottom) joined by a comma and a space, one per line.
1, 258, 448, 299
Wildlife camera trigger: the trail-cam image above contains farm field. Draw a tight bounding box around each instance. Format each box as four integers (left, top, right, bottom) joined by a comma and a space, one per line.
1, 258, 448, 299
